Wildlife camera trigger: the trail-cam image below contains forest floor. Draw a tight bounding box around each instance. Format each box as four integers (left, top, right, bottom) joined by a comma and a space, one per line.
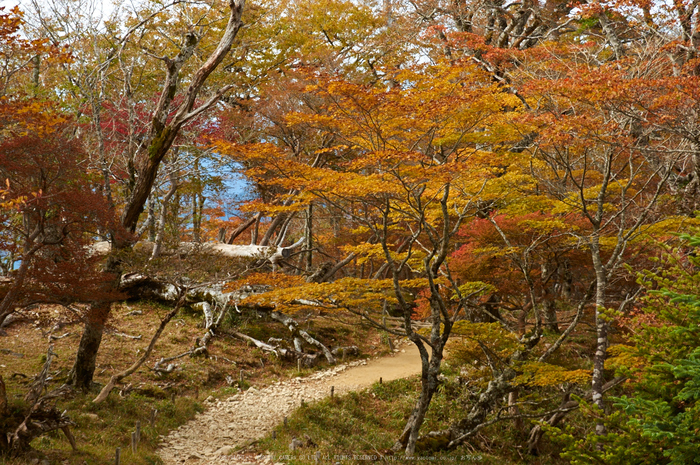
157, 343, 421, 464
0, 300, 399, 464
2, 300, 561, 465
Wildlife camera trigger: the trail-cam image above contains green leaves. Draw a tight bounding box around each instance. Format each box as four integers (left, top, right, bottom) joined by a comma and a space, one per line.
557, 233, 700, 464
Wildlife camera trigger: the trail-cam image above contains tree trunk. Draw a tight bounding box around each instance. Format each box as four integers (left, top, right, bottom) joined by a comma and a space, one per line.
121, 0, 246, 234
259, 213, 287, 246
147, 197, 156, 241
305, 203, 313, 272
0, 374, 7, 417
69, 0, 246, 390
391, 339, 446, 455
543, 299, 559, 333
590, 234, 609, 434
193, 192, 204, 242
227, 212, 262, 244
151, 172, 178, 260
68, 301, 110, 391
251, 213, 260, 244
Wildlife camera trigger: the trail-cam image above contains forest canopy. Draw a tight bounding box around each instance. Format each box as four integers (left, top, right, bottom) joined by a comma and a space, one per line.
1, 0, 700, 461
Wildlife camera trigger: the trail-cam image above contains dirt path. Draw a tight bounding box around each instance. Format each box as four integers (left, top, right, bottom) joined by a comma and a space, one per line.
157, 344, 421, 465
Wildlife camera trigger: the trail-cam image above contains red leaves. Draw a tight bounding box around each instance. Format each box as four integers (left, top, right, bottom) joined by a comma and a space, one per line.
0, 105, 121, 304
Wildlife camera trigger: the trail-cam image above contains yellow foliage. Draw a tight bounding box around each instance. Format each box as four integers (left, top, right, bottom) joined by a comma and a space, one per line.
637, 216, 700, 238
455, 282, 496, 300
445, 321, 521, 366
606, 344, 645, 373
233, 277, 434, 314
514, 362, 590, 387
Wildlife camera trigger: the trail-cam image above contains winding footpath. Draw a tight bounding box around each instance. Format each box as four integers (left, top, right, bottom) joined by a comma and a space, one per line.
157, 343, 421, 465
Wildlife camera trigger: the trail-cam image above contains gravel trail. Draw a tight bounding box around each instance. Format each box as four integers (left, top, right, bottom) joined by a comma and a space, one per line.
157, 343, 421, 465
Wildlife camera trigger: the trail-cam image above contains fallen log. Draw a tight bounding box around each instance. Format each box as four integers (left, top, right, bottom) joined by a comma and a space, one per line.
117, 271, 338, 370
91, 236, 305, 266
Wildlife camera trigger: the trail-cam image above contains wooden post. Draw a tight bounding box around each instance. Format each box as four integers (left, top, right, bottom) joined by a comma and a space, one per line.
272, 430, 277, 439
379, 377, 383, 384
135, 421, 141, 443
330, 386, 334, 398
115, 447, 121, 465
171, 391, 176, 404
131, 431, 137, 453
150, 409, 158, 427
284, 416, 288, 427
297, 359, 301, 372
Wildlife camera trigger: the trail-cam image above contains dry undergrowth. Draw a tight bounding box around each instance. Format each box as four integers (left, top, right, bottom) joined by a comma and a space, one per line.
0, 301, 384, 465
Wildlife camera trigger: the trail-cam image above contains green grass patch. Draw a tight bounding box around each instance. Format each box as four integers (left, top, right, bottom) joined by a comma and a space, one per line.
32, 392, 202, 465
259, 377, 511, 465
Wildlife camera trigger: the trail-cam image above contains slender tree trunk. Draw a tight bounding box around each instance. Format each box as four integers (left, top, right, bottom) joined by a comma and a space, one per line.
148, 197, 156, 242
227, 212, 262, 244
590, 233, 608, 434
192, 194, 199, 242
68, 301, 110, 391
251, 214, 260, 245
193, 192, 204, 242
259, 213, 287, 246
543, 299, 559, 333
305, 203, 313, 272
31, 55, 41, 93
394, 342, 442, 455
152, 174, 178, 260
171, 190, 181, 244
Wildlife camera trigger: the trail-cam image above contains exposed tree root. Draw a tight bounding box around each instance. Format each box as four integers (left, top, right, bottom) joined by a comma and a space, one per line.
269, 311, 335, 365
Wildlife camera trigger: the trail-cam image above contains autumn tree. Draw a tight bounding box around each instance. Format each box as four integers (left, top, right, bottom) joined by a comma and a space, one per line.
0, 102, 117, 324
0, 5, 114, 327
220, 61, 530, 455
551, 234, 700, 464
17, 0, 247, 390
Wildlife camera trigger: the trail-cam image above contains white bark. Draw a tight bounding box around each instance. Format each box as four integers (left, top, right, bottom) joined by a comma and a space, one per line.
269, 311, 336, 364
92, 236, 305, 265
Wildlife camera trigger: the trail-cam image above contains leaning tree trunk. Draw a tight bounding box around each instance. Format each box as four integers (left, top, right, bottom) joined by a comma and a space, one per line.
305, 203, 313, 272
69, 0, 246, 390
